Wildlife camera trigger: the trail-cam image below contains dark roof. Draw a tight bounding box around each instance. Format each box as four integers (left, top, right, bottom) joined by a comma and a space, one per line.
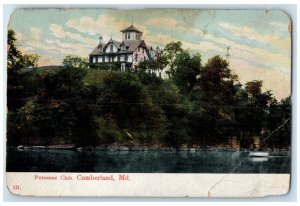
120, 25, 142, 33
90, 42, 106, 55
90, 40, 148, 56
124, 40, 143, 52
101, 39, 122, 52
111, 39, 121, 48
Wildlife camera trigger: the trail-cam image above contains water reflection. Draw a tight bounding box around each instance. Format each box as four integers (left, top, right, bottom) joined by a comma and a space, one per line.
6, 148, 291, 173
251, 157, 269, 162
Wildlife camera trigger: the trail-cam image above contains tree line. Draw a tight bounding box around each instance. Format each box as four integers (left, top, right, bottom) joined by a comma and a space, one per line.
7, 30, 291, 150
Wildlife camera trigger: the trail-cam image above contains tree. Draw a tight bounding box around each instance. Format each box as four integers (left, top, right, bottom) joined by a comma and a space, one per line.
191, 56, 239, 145
97, 72, 167, 145
237, 80, 274, 149
7, 30, 26, 111
23, 54, 39, 69
7, 37, 291, 150
263, 96, 291, 149
154, 81, 190, 148
7, 29, 40, 111
62, 55, 88, 68
164, 41, 183, 61
153, 52, 169, 78
163, 41, 184, 77
171, 51, 201, 94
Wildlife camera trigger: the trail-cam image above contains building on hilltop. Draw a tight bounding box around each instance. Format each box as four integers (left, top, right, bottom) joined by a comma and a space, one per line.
89, 24, 161, 71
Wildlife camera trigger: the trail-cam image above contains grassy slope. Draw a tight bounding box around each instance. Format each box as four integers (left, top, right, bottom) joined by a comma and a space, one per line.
24, 66, 109, 84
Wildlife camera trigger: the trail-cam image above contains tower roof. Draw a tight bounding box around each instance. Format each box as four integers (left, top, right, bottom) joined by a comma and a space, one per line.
120, 24, 142, 33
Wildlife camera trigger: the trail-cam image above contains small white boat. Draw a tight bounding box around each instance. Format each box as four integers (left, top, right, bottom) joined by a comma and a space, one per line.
251, 157, 268, 162
17, 145, 24, 151
249, 151, 269, 157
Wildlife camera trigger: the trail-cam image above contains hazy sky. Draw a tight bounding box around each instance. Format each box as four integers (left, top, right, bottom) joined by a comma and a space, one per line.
8, 9, 291, 100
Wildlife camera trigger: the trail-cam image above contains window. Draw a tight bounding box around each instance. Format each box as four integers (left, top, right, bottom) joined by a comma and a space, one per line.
128, 54, 132, 61
128, 33, 130, 39
110, 44, 113, 52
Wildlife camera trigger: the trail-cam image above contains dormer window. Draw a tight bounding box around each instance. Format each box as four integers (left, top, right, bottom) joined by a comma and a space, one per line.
97, 44, 102, 53
121, 45, 126, 51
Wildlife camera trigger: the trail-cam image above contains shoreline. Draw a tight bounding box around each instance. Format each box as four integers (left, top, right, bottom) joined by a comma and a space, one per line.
10, 144, 290, 152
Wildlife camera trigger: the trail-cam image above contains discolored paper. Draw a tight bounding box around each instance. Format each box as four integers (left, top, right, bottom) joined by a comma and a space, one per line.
6, 8, 292, 197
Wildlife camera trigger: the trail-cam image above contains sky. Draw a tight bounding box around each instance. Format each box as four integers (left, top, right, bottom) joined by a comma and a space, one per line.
8, 9, 291, 100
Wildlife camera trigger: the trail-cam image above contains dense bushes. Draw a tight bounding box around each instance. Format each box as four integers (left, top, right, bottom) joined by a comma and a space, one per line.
7, 31, 291, 149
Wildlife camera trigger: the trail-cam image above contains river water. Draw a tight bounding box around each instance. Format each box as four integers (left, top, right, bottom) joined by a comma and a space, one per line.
6, 148, 290, 173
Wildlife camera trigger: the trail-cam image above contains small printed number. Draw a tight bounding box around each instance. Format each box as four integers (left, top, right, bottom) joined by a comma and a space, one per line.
12, 185, 21, 190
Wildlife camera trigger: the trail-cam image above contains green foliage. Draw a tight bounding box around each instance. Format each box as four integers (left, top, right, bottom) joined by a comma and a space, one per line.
7, 29, 39, 111
164, 41, 184, 77
189, 56, 240, 145
262, 97, 291, 149
62, 55, 88, 68
7, 34, 291, 149
23, 54, 39, 69
171, 51, 201, 94
164, 41, 184, 62
152, 52, 169, 77
90, 62, 121, 71
7, 30, 23, 72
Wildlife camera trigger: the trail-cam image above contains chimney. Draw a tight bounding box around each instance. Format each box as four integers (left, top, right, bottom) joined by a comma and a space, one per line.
99, 34, 103, 44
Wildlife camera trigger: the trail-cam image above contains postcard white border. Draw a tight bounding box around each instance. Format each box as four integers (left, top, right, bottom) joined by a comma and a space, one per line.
1, 1, 298, 203
6, 173, 290, 197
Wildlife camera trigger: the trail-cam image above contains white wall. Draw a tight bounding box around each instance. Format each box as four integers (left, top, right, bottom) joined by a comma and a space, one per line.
120, 54, 125, 61
127, 54, 133, 62
133, 47, 149, 65
123, 32, 141, 40
105, 43, 118, 53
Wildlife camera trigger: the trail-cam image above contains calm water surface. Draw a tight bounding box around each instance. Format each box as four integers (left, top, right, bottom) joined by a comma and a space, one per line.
6, 148, 290, 173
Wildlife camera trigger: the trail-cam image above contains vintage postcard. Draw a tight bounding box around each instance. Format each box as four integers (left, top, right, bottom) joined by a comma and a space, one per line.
6, 8, 291, 197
